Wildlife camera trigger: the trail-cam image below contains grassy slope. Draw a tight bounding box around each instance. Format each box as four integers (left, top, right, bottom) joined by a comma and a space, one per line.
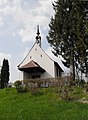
0, 88, 88, 120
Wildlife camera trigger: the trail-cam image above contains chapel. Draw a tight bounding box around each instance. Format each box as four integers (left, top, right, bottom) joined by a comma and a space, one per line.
18, 26, 64, 80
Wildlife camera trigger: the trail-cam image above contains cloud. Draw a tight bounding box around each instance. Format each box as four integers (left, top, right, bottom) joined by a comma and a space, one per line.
0, 17, 4, 27
15, 0, 54, 42
20, 47, 29, 59
0, 0, 8, 6
18, 25, 35, 42
0, 0, 54, 42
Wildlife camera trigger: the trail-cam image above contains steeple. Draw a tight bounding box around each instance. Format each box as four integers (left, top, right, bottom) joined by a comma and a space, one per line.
35, 25, 41, 47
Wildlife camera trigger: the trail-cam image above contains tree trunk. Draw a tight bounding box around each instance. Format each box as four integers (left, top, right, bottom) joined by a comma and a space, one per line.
70, 48, 75, 81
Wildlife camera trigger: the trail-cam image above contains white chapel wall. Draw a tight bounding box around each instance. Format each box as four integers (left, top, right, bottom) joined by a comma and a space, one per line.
19, 44, 55, 78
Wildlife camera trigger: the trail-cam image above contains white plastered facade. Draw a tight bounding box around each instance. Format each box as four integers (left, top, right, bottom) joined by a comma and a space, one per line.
18, 43, 63, 80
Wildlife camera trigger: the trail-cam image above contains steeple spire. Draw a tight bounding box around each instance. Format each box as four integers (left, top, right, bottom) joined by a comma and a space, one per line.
35, 25, 41, 47
37, 25, 40, 35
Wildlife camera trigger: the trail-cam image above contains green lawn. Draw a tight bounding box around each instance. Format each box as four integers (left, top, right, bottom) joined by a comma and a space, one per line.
0, 88, 88, 120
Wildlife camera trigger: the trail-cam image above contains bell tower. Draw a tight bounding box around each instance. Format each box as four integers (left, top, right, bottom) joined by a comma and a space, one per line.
35, 25, 41, 47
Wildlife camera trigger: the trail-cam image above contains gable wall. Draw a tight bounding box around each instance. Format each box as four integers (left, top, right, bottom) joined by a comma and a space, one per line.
19, 44, 55, 78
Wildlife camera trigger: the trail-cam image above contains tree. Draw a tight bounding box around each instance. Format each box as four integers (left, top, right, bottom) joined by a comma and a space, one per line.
0, 73, 1, 87
0, 66, 1, 80
1, 59, 10, 88
47, 0, 88, 81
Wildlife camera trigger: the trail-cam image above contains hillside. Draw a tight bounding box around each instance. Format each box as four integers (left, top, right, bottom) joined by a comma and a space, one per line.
0, 88, 88, 120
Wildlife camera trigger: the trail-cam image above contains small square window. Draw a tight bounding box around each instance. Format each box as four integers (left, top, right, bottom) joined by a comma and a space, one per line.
41, 55, 42, 57
30, 56, 32, 59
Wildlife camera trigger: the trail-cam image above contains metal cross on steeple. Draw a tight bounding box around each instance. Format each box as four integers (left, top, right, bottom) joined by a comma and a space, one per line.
35, 25, 41, 47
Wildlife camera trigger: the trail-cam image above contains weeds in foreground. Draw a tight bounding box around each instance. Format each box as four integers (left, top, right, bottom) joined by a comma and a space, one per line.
14, 77, 88, 102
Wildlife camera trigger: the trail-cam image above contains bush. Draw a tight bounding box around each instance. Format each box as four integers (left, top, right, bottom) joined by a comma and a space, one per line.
57, 77, 74, 101
23, 79, 30, 87
23, 79, 44, 95
59, 84, 72, 101
75, 79, 86, 87
85, 82, 88, 92
16, 86, 28, 93
14, 80, 28, 93
14, 80, 22, 88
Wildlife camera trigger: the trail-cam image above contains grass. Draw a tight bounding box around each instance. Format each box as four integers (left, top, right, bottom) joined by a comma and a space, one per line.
0, 87, 88, 120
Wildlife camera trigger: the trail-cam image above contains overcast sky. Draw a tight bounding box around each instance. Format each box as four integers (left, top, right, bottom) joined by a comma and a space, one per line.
0, 0, 54, 82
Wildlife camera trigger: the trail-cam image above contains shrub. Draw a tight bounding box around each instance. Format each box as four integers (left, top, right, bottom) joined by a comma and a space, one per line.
14, 80, 28, 93
23, 79, 44, 95
57, 77, 74, 101
75, 79, 86, 87
85, 82, 88, 92
23, 79, 30, 87
60, 85, 75, 101
14, 80, 22, 88
16, 85, 28, 93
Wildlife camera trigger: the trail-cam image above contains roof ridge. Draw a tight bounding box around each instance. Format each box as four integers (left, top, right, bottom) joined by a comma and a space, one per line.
31, 60, 38, 67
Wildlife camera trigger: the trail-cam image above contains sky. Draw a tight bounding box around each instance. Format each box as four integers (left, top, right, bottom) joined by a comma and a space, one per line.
0, 0, 55, 82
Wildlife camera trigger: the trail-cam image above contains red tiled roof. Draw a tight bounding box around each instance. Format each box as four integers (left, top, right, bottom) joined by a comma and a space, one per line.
19, 60, 40, 69
18, 60, 45, 73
